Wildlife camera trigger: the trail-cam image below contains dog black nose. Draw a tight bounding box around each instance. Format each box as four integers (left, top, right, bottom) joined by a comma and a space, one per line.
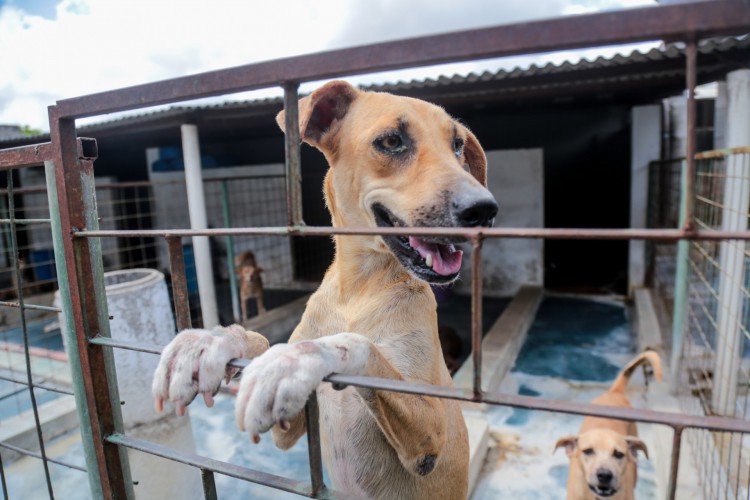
456, 198, 499, 227
596, 469, 614, 484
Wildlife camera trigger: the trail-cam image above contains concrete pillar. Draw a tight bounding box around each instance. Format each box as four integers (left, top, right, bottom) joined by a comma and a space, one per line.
628, 105, 661, 295
181, 124, 219, 328
713, 69, 750, 417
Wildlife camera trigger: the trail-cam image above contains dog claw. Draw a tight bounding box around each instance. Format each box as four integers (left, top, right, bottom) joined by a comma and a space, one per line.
252, 433, 261, 444
279, 419, 290, 431
175, 401, 186, 417
155, 398, 164, 413
203, 392, 214, 408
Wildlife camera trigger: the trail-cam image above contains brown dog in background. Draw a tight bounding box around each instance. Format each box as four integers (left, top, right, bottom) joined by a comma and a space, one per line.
153, 80, 499, 498
235, 250, 266, 321
555, 350, 662, 500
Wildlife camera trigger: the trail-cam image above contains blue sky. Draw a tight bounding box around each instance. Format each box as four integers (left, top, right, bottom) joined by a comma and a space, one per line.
0, 0, 657, 132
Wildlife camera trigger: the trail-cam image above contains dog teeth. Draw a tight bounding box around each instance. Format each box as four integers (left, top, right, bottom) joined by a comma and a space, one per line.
425, 254, 433, 268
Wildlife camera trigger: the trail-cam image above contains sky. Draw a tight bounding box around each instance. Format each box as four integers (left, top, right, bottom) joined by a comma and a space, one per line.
0, 0, 659, 132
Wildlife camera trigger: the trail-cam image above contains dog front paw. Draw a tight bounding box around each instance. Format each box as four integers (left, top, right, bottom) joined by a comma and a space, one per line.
235, 332, 370, 442
152, 324, 269, 416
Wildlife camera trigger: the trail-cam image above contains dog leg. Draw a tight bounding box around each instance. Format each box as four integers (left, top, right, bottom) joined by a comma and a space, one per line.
152, 324, 269, 415
240, 292, 248, 322
256, 294, 266, 315
236, 332, 447, 477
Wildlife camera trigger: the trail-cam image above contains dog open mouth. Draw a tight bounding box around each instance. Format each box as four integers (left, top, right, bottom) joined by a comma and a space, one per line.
588, 484, 616, 498
372, 203, 463, 284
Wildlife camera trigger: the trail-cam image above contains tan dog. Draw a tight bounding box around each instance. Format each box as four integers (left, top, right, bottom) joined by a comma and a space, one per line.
235, 250, 266, 320
152, 80, 498, 498
555, 350, 663, 500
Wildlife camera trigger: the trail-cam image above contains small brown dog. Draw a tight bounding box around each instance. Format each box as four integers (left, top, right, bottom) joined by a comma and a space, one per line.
235, 250, 265, 321
555, 350, 662, 500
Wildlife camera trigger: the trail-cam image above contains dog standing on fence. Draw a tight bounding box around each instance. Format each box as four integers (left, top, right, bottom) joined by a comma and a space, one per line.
555, 350, 662, 500
235, 250, 266, 321
152, 80, 498, 498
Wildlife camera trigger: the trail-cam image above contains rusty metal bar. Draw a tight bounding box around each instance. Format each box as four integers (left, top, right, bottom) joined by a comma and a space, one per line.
667, 426, 684, 500
106, 433, 338, 498
89, 336, 163, 355
0, 218, 50, 225
0, 441, 87, 473
48, 106, 133, 499
0, 138, 97, 169
682, 39, 698, 233
55, 1, 750, 119
283, 83, 304, 226
304, 392, 327, 497
74, 226, 750, 241
90, 336, 750, 436
6, 168, 56, 499
316, 373, 750, 434
0, 301, 61, 313
696, 146, 750, 160
471, 236, 484, 397
166, 236, 192, 331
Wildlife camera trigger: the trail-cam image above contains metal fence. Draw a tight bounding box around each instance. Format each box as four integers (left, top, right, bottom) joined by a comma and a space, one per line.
677, 147, 750, 499
2, 1, 750, 499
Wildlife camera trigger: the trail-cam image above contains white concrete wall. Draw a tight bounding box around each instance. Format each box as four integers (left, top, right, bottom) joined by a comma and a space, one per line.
628, 105, 662, 295
455, 149, 544, 297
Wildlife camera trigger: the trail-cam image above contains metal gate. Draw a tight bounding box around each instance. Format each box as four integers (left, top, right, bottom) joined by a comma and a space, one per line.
2, 1, 750, 498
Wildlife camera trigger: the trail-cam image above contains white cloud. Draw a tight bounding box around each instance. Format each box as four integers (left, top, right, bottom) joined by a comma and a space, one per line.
0, 0, 657, 132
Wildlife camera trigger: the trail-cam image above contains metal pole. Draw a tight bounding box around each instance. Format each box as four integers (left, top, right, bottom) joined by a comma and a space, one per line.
181, 124, 219, 328
283, 83, 304, 226
670, 161, 690, 387
220, 180, 240, 322
45, 160, 104, 497
48, 107, 134, 499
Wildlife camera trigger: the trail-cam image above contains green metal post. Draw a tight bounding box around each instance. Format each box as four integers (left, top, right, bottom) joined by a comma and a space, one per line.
670, 159, 690, 386
44, 160, 105, 498
221, 180, 240, 322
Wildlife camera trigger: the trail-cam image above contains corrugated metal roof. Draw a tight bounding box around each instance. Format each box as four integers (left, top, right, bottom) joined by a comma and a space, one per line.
3, 35, 748, 145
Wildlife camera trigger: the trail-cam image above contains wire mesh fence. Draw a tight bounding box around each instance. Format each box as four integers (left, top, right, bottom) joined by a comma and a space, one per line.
682, 148, 750, 499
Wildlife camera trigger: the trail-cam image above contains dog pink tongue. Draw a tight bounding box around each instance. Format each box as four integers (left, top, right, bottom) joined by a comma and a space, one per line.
408, 237, 463, 276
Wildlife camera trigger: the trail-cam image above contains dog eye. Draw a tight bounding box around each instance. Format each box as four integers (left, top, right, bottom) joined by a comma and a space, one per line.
453, 138, 465, 157
613, 450, 625, 459
582, 448, 595, 456
375, 134, 407, 154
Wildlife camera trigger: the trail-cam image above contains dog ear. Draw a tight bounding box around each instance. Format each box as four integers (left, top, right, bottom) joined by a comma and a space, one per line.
461, 127, 488, 187
554, 436, 578, 457
625, 436, 648, 460
276, 80, 359, 147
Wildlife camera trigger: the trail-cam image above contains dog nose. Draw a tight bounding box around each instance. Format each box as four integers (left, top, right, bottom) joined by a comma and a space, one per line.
596, 469, 614, 484
456, 198, 499, 228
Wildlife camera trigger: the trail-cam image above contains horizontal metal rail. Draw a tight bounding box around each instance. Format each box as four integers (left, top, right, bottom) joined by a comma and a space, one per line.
0, 373, 74, 396
55, 1, 750, 119
90, 336, 750, 436
0, 301, 61, 313
0, 442, 86, 473
106, 433, 338, 499
0, 218, 51, 225
0, 138, 97, 169
75, 226, 750, 241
